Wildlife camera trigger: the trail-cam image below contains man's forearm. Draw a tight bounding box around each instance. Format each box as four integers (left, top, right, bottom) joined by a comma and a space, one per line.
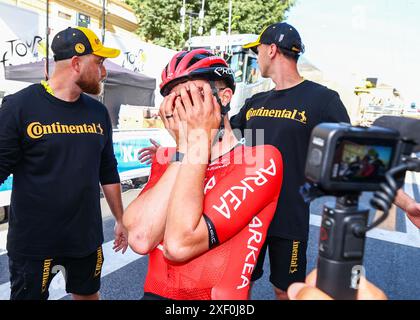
124, 162, 181, 230
164, 143, 209, 259
123, 162, 182, 253
167, 161, 207, 239
102, 183, 124, 222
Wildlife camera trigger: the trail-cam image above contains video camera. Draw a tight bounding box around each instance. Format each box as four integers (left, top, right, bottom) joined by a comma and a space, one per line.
305, 123, 414, 193
303, 117, 420, 300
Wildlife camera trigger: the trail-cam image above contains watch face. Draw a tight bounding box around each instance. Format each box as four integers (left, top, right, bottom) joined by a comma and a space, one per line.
171, 151, 184, 162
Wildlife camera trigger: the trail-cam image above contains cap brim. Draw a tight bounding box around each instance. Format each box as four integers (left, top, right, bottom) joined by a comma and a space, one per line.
93, 46, 121, 59
243, 40, 260, 49
243, 25, 270, 49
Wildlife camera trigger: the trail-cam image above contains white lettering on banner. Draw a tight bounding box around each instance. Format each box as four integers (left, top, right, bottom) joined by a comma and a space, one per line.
122, 48, 146, 73
122, 145, 134, 162
237, 216, 264, 290
212, 159, 277, 219
121, 145, 142, 163
1, 36, 44, 68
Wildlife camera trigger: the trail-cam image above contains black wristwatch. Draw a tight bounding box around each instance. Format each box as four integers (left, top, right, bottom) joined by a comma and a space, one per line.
170, 151, 184, 163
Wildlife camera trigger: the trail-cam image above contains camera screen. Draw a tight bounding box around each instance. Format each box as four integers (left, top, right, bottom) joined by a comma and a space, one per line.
331, 139, 394, 183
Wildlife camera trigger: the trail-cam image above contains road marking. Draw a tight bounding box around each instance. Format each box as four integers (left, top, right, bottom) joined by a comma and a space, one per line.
0, 239, 144, 300
374, 204, 397, 231
0, 229, 7, 256
0, 189, 142, 257
310, 172, 420, 248
405, 171, 419, 185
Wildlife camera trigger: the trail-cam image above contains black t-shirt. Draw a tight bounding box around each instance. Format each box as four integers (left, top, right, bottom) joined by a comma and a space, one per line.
0, 84, 120, 258
230, 80, 350, 241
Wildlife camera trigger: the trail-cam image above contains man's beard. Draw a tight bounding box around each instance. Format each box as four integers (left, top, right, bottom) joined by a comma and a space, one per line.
76, 76, 103, 95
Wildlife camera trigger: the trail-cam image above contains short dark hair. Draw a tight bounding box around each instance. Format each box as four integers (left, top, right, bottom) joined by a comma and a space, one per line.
278, 48, 300, 62
215, 79, 231, 90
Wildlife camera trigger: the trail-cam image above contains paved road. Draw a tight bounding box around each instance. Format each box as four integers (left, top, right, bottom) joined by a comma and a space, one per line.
0, 172, 419, 300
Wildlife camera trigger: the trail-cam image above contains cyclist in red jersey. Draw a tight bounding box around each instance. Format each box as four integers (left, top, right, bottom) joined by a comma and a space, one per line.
123, 49, 284, 300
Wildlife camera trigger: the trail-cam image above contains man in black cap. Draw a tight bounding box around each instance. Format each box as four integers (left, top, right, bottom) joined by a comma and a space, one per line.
0, 27, 128, 300
230, 22, 351, 300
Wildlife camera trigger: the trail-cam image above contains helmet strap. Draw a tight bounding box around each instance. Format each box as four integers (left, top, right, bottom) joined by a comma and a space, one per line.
210, 81, 231, 146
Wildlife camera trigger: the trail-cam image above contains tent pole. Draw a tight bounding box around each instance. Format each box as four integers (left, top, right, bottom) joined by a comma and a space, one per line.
45, 0, 49, 80
99, 0, 106, 103
102, 0, 106, 43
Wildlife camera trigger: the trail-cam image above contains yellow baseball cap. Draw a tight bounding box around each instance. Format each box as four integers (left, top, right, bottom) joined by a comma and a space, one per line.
242, 25, 270, 50
51, 27, 120, 61
243, 23, 304, 55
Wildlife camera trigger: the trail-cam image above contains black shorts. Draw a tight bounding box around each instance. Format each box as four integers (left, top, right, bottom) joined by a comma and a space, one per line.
141, 292, 172, 300
251, 237, 307, 291
9, 247, 104, 300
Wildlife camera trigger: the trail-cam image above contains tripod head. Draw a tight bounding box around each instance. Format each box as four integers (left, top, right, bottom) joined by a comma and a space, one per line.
314, 158, 419, 299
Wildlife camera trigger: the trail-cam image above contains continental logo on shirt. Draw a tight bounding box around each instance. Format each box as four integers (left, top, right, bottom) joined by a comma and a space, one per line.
246, 107, 307, 124
27, 121, 104, 139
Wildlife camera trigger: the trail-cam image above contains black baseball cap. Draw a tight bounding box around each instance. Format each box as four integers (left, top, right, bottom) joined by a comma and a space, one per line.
243, 22, 304, 55
51, 27, 120, 61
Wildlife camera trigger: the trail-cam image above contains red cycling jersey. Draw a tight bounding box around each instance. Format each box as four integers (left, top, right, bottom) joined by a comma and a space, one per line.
140, 144, 283, 299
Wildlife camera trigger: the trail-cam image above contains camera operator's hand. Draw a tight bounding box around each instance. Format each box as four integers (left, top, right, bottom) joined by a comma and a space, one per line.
394, 189, 420, 228
287, 269, 387, 300
405, 201, 420, 228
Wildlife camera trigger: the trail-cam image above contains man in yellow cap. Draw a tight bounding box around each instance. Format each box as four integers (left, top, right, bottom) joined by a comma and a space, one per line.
231, 22, 351, 300
234, 22, 420, 301
50, 26, 121, 94
0, 27, 127, 300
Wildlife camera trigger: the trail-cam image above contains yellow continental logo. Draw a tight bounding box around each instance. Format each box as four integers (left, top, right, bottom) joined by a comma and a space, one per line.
41, 259, 53, 293
75, 43, 85, 54
246, 107, 307, 124
27, 122, 104, 139
289, 241, 300, 274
